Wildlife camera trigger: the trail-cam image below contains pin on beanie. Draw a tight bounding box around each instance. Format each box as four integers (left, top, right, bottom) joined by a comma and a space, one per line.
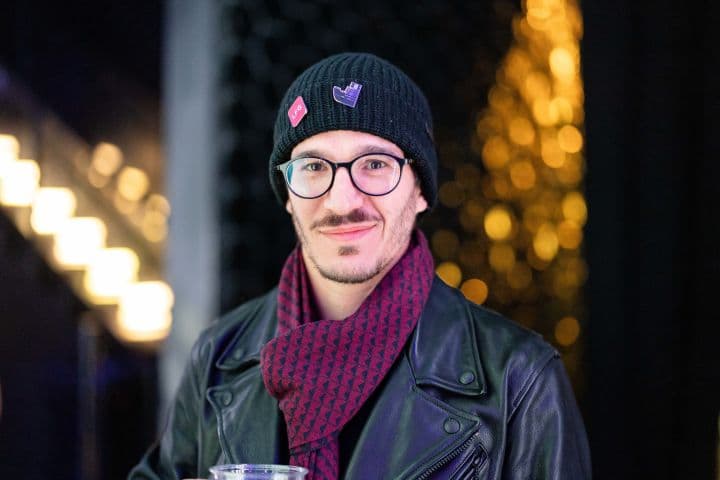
269, 52, 438, 208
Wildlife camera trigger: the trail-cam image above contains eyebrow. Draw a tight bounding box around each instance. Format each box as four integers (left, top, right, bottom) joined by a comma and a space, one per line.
291, 144, 403, 160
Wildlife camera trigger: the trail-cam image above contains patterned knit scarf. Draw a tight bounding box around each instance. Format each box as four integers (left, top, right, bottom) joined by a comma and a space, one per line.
260, 229, 434, 480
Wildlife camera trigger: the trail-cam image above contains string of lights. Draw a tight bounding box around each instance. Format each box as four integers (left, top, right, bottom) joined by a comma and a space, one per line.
0, 114, 173, 343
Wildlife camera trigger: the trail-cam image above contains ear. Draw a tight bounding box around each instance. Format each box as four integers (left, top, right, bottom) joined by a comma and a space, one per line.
285, 198, 293, 214
414, 186, 428, 214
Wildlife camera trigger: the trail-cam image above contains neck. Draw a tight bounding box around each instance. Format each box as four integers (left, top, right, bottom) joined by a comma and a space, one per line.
302, 252, 400, 321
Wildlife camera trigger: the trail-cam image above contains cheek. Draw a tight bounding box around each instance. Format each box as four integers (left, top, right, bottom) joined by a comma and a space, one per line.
287, 198, 319, 227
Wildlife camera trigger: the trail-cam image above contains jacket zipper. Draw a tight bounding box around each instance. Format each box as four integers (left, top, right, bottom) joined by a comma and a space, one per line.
415, 432, 481, 480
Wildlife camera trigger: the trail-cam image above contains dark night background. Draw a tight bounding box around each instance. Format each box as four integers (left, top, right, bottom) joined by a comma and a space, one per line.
0, 1, 719, 479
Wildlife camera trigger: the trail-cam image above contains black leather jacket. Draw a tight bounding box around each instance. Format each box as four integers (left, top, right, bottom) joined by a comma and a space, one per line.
129, 277, 591, 479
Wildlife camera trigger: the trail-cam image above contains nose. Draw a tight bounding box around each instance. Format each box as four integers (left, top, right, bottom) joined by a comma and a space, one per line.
323, 166, 364, 214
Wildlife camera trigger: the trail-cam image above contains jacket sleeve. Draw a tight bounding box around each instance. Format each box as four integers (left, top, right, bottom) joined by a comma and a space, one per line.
501, 355, 591, 479
127, 338, 209, 480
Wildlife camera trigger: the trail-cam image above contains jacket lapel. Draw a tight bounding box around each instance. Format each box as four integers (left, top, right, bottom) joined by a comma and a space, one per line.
409, 277, 486, 397
207, 293, 284, 464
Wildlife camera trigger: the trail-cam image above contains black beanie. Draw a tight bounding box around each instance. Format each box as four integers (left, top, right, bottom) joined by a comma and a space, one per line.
269, 52, 438, 208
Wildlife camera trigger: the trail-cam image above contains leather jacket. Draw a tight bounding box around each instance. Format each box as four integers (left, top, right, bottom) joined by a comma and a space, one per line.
129, 277, 591, 479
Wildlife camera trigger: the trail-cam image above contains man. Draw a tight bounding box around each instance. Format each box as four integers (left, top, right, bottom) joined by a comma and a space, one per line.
130, 52, 590, 479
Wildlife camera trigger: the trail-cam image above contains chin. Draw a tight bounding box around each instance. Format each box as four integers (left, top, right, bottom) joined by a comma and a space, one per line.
316, 255, 385, 285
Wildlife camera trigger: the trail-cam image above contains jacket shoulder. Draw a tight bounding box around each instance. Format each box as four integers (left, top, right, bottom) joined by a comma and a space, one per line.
428, 279, 559, 404
190, 288, 279, 368
462, 290, 560, 408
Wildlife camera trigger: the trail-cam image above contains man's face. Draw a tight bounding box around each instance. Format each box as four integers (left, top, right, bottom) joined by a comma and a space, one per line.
285, 130, 428, 284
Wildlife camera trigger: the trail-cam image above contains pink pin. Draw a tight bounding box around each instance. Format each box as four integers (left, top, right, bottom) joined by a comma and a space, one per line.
288, 96, 308, 127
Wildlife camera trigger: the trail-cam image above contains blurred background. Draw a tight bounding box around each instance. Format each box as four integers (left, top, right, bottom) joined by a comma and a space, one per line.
0, 0, 718, 479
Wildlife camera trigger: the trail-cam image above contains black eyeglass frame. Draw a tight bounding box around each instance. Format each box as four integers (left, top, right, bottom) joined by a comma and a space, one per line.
276, 153, 415, 199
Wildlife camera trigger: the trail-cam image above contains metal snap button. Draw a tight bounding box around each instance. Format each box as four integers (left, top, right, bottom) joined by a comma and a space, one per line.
219, 391, 233, 406
443, 418, 461, 434
459, 371, 475, 385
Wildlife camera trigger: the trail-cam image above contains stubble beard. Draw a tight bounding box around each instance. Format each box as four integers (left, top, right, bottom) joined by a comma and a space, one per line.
291, 195, 418, 285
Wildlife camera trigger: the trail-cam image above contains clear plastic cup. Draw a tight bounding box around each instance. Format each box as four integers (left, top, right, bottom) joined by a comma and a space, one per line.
208, 464, 308, 480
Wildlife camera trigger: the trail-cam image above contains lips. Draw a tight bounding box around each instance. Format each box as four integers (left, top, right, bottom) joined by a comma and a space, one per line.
319, 223, 376, 242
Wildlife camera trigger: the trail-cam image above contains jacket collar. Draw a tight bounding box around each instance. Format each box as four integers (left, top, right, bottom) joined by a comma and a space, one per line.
214, 277, 487, 397
409, 277, 486, 396
215, 290, 279, 371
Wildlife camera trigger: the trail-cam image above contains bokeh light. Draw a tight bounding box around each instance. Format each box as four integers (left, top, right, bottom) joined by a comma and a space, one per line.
31, 187, 77, 234
436, 261, 462, 288
555, 316, 580, 346
484, 205, 513, 241
117, 166, 150, 202
84, 248, 140, 303
0, 159, 41, 207
53, 217, 107, 268
117, 281, 174, 342
461, 278, 489, 304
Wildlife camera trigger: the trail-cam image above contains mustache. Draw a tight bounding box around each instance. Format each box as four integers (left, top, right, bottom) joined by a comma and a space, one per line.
310, 209, 381, 229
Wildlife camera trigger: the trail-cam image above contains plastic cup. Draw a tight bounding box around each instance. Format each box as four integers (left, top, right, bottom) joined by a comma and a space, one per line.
208, 464, 308, 480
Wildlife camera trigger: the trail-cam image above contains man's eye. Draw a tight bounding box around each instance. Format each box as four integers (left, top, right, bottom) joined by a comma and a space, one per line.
365, 159, 389, 170
301, 161, 326, 172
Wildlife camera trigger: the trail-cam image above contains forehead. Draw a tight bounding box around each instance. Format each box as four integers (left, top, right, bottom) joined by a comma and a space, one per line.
290, 130, 404, 159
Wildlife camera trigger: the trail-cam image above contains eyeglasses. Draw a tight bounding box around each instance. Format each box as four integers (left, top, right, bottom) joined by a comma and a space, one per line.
276, 152, 414, 199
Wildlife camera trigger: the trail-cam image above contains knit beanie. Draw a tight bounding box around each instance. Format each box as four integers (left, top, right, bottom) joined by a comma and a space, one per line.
269, 52, 438, 208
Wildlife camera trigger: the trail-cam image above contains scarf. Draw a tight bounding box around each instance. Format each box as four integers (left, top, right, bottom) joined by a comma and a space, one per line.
260, 229, 434, 480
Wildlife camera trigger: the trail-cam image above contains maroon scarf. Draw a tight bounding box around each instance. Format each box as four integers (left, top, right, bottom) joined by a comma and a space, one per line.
260, 230, 434, 480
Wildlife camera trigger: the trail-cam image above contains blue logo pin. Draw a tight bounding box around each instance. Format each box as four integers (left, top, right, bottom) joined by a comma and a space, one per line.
332, 81, 362, 108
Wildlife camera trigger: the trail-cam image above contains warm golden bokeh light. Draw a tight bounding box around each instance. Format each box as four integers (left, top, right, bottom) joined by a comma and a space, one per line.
91, 142, 123, 176
117, 166, 150, 201
53, 217, 107, 268
0, 159, 41, 207
461, 278, 489, 304
509, 161, 537, 190
484, 205, 513, 241
508, 117, 536, 146
141, 211, 168, 243
84, 248, 140, 303
113, 190, 139, 215
523, 203, 550, 233
0, 134, 19, 172
88, 167, 110, 188
146, 193, 171, 215
436, 261, 462, 288
30, 187, 77, 235
555, 316, 580, 346
532, 98, 560, 126
117, 281, 174, 342
482, 136, 511, 169
557, 220, 583, 249
533, 222, 560, 261
556, 156, 583, 186
541, 136, 566, 168
562, 191, 588, 225
550, 97, 574, 123
549, 47, 576, 81
557, 124, 583, 153
524, 71, 552, 100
